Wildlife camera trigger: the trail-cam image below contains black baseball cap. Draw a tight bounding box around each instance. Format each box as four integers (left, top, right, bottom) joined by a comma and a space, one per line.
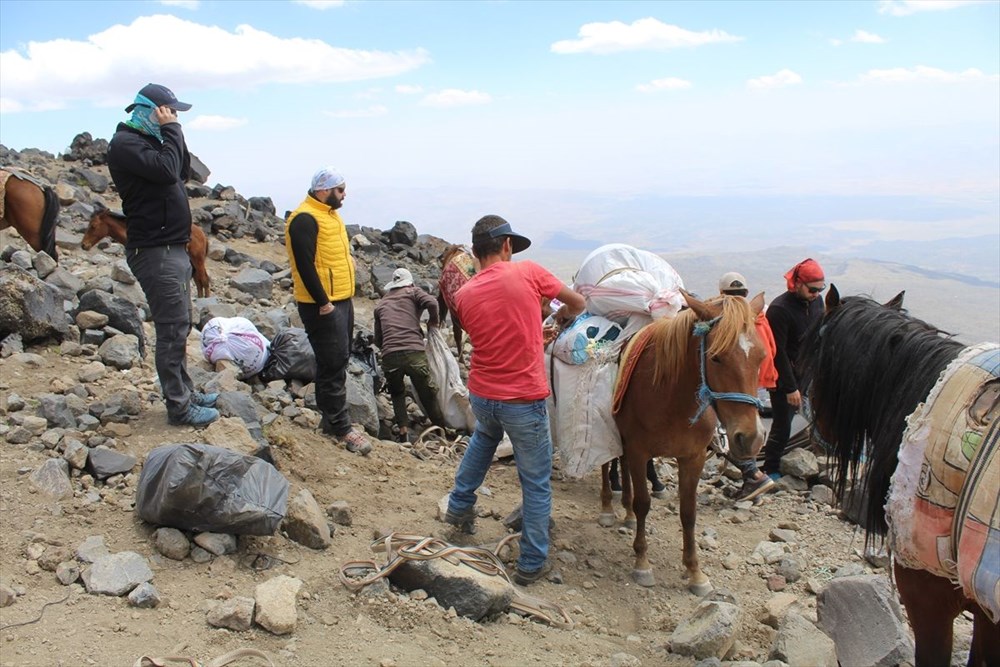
125, 83, 192, 113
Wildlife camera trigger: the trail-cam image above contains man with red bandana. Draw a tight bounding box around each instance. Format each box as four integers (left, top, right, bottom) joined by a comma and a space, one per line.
761, 258, 826, 479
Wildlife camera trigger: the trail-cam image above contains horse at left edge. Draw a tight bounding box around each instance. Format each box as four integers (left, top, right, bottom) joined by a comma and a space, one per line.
0, 168, 61, 261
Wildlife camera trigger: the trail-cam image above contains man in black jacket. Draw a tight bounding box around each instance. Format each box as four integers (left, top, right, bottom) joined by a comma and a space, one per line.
107, 83, 218, 427
761, 258, 825, 477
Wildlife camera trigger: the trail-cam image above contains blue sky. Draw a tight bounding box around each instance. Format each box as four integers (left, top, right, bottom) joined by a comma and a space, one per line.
1, 0, 998, 250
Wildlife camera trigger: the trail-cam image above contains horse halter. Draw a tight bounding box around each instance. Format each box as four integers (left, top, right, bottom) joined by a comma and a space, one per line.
690, 316, 763, 424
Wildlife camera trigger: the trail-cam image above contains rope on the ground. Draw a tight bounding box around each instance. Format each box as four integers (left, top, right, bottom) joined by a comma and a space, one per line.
0, 590, 70, 630
338, 532, 573, 629
399, 425, 468, 463
133, 648, 274, 667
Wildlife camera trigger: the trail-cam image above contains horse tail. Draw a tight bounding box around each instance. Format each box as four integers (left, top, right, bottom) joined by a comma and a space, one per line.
40, 185, 60, 261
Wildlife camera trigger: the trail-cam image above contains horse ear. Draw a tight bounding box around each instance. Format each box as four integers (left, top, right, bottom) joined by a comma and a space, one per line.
825, 284, 842, 312
884, 290, 905, 310
682, 289, 713, 321
749, 291, 765, 315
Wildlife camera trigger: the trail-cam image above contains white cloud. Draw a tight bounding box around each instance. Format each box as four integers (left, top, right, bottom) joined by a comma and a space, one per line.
325, 105, 389, 118
636, 77, 692, 93
551, 17, 742, 54
419, 89, 491, 108
187, 115, 247, 130
829, 38, 844, 46
851, 29, 886, 43
0, 14, 430, 113
158, 0, 199, 9
878, 0, 989, 16
860, 65, 1000, 83
395, 84, 423, 94
293, 0, 346, 9
747, 69, 803, 90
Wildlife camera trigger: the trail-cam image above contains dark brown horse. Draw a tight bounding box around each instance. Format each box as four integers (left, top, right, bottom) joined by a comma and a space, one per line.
0, 169, 60, 260
800, 286, 999, 667
605, 292, 766, 593
436, 244, 476, 362
82, 207, 211, 298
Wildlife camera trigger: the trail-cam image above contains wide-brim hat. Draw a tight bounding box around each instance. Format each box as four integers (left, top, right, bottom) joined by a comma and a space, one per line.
385, 267, 414, 290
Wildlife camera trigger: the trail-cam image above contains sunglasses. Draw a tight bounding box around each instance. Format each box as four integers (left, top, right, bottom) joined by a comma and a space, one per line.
807, 285, 825, 294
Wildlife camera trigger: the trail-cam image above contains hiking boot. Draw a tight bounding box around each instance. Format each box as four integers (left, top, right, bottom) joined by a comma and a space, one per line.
169, 403, 219, 427
513, 561, 552, 586
191, 391, 219, 408
734, 474, 776, 502
443, 505, 477, 535
337, 430, 372, 456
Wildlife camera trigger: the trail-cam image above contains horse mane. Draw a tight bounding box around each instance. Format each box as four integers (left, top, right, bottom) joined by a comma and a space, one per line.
439, 244, 468, 269
650, 296, 756, 385
799, 295, 964, 541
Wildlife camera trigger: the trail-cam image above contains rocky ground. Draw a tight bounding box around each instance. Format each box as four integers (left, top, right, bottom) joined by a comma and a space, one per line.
0, 139, 972, 666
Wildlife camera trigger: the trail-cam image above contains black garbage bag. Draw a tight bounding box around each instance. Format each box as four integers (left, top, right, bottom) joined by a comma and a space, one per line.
352, 329, 386, 394
135, 443, 289, 535
259, 327, 316, 383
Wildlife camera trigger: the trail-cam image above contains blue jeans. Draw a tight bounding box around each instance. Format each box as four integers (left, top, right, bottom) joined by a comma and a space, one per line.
448, 393, 553, 573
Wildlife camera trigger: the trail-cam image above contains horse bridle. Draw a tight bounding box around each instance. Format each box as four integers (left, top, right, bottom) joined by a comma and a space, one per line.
690, 316, 762, 424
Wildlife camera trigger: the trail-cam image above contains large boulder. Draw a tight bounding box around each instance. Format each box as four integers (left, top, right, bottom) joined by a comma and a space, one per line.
0, 264, 69, 342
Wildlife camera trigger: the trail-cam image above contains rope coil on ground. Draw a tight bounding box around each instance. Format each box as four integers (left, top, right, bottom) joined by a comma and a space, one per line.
338, 532, 574, 629
398, 425, 469, 463
133, 648, 274, 667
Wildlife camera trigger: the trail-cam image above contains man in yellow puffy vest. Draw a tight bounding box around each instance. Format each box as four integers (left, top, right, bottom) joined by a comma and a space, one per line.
286, 166, 371, 455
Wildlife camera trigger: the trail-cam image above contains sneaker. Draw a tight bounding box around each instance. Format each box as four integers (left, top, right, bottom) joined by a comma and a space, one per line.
443, 505, 477, 535
169, 403, 219, 427
337, 430, 372, 456
513, 561, 552, 586
734, 474, 776, 502
191, 392, 219, 408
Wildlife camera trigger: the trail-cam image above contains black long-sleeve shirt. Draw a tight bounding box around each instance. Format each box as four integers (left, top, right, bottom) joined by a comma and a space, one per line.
766, 290, 823, 394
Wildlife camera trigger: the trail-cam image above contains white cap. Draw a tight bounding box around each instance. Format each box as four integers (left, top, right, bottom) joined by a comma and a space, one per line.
719, 271, 748, 293
385, 267, 414, 290
311, 166, 345, 191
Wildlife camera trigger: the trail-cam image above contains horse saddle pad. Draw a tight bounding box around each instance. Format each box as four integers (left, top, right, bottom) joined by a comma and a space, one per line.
611, 324, 656, 415
887, 342, 1000, 622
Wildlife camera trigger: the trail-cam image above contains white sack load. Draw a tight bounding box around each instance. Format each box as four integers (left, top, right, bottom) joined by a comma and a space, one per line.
550, 313, 624, 365
201, 316, 270, 380
424, 327, 476, 432
573, 243, 685, 322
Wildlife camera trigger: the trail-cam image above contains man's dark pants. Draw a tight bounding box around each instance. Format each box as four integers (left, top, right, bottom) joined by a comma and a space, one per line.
299, 298, 353, 437
127, 244, 194, 422
762, 389, 796, 475
382, 349, 445, 428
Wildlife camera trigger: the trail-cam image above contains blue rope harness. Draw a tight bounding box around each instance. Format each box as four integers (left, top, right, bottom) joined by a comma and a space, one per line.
690, 316, 763, 424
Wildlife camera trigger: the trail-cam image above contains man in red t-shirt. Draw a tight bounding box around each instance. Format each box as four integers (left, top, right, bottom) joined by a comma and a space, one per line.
443, 214, 585, 586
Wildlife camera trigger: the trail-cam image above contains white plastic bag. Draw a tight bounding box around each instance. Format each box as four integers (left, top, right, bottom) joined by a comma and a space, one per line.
573, 243, 685, 322
201, 317, 270, 379
425, 327, 476, 432
550, 313, 624, 365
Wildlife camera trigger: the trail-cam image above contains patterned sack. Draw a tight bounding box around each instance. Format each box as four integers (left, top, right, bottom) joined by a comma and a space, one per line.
201, 316, 270, 379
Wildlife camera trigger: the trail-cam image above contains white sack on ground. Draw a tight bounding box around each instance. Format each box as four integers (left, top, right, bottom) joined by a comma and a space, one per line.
201, 316, 270, 379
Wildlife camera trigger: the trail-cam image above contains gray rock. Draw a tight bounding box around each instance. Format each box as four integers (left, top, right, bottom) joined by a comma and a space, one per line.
62, 438, 89, 470
326, 500, 353, 526
669, 600, 741, 660
85, 447, 136, 480
817, 574, 914, 667
779, 449, 819, 479
98, 333, 141, 370
128, 582, 161, 608
254, 575, 302, 635
0, 264, 69, 342
207, 596, 255, 631
282, 488, 332, 550
77, 289, 145, 355
809, 484, 834, 505
37, 393, 77, 429
75, 310, 109, 330
110, 260, 136, 285
153, 527, 191, 561
774, 557, 802, 583
32, 251, 57, 279
770, 612, 837, 667
609, 653, 642, 667
43, 266, 85, 301
29, 458, 73, 498
388, 220, 418, 246
0, 584, 16, 607
230, 268, 273, 300
75, 535, 110, 563
82, 551, 154, 596
388, 554, 514, 621
193, 532, 237, 556
56, 560, 80, 585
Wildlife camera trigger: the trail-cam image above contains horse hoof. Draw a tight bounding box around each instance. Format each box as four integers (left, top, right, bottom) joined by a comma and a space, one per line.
623, 519, 636, 531
598, 513, 616, 528
632, 569, 656, 587
688, 580, 713, 596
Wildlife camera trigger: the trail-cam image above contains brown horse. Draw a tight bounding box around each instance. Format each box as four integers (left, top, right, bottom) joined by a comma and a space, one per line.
436, 244, 476, 361
82, 207, 211, 298
0, 169, 60, 260
604, 292, 766, 593
800, 286, 999, 667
